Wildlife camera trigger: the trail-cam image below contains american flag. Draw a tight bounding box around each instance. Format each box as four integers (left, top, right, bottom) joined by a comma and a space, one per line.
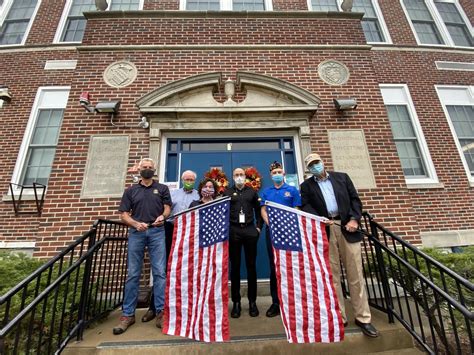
163, 197, 230, 342
266, 201, 344, 343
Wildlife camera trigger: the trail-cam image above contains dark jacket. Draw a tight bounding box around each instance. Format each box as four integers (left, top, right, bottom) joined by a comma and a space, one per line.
300, 172, 363, 243
223, 185, 263, 230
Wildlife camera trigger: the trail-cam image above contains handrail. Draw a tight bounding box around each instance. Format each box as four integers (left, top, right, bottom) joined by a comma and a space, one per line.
370, 218, 474, 290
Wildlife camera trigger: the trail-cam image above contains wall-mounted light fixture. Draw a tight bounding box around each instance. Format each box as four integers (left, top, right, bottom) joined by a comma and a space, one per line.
79, 91, 121, 125
0, 86, 12, 108
333, 97, 358, 111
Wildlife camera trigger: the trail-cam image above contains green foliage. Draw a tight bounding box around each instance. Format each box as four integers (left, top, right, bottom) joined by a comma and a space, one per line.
0, 252, 44, 295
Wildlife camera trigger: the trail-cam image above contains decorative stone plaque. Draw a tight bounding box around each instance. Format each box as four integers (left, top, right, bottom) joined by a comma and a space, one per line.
318, 60, 350, 86
81, 135, 130, 198
328, 130, 376, 189
103, 60, 138, 88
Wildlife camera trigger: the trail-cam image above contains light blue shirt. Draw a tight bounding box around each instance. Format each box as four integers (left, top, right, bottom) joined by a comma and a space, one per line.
315, 175, 339, 216
170, 188, 199, 221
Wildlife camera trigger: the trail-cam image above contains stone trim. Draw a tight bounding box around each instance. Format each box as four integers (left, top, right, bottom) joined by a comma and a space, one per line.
421, 230, 474, 248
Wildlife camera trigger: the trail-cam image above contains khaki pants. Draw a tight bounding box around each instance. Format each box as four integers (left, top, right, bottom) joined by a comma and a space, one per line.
329, 222, 371, 323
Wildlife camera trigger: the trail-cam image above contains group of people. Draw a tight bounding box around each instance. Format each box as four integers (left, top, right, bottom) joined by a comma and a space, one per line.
113, 153, 378, 339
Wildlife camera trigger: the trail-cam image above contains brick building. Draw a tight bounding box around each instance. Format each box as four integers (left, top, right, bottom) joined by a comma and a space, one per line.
0, 0, 472, 275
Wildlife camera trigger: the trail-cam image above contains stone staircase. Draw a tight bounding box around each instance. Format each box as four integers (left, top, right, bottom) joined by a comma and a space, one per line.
64, 297, 422, 355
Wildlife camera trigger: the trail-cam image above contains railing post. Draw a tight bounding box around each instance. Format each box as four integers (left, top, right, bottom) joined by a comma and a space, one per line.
76, 223, 98, 341
370, 217, 395, 323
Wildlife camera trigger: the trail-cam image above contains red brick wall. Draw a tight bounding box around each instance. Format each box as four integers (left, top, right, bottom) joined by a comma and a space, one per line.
26, 0, 66, 45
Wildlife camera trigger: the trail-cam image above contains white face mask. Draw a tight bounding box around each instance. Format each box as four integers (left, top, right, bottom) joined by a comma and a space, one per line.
234, 176, 245, 185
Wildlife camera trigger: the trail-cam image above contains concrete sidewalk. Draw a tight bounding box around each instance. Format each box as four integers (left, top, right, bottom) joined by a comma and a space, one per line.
64, 296, 421, 354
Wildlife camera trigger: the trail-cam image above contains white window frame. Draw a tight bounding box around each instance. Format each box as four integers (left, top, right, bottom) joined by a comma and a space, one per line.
10, 87, 70, 194
0, 0, 42, 47
179, 0, 273, 11
54, 0, 144, 44
380, 84, 439, 186
400, 0, 473, 48
307, 0, 392, 44
436, 85, 474, 185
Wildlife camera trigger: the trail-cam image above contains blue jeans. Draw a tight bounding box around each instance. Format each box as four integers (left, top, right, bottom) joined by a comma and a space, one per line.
122, 226, 166, 316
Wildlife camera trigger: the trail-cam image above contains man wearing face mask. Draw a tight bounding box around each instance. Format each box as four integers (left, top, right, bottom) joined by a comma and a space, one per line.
223, 168, 263, 319
141, 170, 199, 323
114, 158, 172, 334
260, 161, 301, 318
300, 153, 378, 338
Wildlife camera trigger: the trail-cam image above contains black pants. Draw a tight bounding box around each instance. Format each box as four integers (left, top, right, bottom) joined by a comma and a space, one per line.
229, 224, 259, 303
265, 226, 279, 305
149, 221, 174, 311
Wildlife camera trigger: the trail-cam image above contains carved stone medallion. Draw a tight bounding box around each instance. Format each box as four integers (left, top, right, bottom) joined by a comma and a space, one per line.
318, 60, 350, 86
103, 61, 138, 88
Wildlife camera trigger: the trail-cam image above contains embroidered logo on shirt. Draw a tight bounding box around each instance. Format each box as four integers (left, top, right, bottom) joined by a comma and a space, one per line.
284, 192, 291, 197
153, 189, 159, 195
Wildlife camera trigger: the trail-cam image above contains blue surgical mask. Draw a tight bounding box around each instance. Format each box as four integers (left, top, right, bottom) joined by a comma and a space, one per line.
309, 162, 324, 175
271, 174, 284, 184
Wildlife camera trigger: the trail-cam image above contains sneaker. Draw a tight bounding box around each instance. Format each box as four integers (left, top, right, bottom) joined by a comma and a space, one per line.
156, 310, 164, 328
113, 315, 135, 335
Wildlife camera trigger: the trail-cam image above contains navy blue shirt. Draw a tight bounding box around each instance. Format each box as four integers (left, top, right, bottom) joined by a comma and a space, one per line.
260, 183, 301, 208
118, 181, 172, 224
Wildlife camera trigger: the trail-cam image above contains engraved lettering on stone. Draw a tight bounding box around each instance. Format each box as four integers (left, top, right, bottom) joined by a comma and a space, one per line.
318, 60, 350, 86
81, 136, 130, 198
328, 130, 376, 189
103, 61, 138, 88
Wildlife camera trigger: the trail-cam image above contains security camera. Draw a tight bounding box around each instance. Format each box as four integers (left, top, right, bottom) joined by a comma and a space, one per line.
333, 98, 357, 111
0, 87, 12, 102
138, 116, 149, 129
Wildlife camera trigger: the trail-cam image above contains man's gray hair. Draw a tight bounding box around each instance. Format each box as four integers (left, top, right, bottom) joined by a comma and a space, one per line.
139, 158, 155, 168
181, 170, 197, 180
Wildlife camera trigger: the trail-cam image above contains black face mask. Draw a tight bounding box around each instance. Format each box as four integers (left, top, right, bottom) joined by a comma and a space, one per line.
140, 169, 155, 179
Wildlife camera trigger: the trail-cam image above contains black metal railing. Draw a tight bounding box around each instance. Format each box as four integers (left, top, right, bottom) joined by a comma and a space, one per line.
0, 219, 128, 354
359, 213, 474, 355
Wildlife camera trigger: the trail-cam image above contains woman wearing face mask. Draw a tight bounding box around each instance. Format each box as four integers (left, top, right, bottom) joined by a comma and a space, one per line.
189, 178, 219, 207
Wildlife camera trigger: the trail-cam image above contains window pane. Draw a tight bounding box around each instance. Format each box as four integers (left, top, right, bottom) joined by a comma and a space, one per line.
311, 0, 338, 11
448, 105, 474, 138
0, 0, 38, 45
22, 148, 55, 185
387, 105, 416, 138
459, 139, 474, 175
404, 0, 432, 21
413, 22, 443, 44
361, 19, 383, 42
395, 141, 426, 176
110, 0, 140, 11
233, 0, 265, 11
404, 0, 444, 44
61, 0, 94, 42
435, 2, 473, 47
186, 0, 220, 10
352, 0, 376, 17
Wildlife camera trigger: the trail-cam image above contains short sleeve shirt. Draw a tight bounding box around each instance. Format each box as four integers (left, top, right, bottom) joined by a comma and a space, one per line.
118, 180, 172, 224
260, 183, 301, 208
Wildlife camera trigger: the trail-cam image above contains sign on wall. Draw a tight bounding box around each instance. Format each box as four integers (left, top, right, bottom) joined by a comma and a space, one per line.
328, 129, 376, 189
81, 135, 130, 198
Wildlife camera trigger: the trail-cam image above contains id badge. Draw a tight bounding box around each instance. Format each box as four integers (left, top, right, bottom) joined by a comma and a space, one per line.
239, 211, 245, 224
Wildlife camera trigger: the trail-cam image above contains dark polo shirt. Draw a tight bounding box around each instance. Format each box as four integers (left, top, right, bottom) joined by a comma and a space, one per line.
118, 180, 172, 224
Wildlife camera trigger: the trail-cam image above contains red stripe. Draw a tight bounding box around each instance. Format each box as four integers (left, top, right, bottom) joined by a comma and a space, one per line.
208, 244, 217, 342
221, 240, 230, 341
302, 217, 322, 342
320, 221, 344, 338
274, 249, 290, 339
312, 219, 335, 342
298, 217, 309, 343
193, 233, 204, 339
286, 251, 297, 342
173, 212, 187, 334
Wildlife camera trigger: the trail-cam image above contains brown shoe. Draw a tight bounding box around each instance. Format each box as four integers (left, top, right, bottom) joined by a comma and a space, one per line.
141, 309, 155, 322
113, 315, 135, 335
155, 310, 164, 329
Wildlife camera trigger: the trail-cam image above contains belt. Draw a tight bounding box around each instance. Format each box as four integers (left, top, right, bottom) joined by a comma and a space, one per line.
327, 215, 341, 220
231, 222, 252, 228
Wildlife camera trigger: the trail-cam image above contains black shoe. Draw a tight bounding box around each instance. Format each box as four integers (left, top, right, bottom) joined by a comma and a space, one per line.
231, 302, 241, 318
249, 302, 259, 317
354, 319, 379, 338
266, 303, 280, 317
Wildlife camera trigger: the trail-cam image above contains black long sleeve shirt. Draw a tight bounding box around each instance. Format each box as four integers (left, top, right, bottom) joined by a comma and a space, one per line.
223, 185, 263, 229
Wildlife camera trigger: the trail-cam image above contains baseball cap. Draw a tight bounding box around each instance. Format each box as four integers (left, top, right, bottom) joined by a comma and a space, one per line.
304, 153, 322, 168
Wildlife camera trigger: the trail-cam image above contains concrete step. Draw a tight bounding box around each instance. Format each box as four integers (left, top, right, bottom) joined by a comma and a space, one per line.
64, 297, 419, 355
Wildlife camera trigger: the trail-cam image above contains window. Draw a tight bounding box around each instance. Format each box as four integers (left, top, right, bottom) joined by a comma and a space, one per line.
0, 0, 40, 45
434, 1, 473, 47
380, 85, 438, 185
181, 0, 272, 10
11, 87, 70, 190
308, 0, 391, 43
402, 0, 473, 47
436, 86, 474, 183
55, 0, 142, 43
